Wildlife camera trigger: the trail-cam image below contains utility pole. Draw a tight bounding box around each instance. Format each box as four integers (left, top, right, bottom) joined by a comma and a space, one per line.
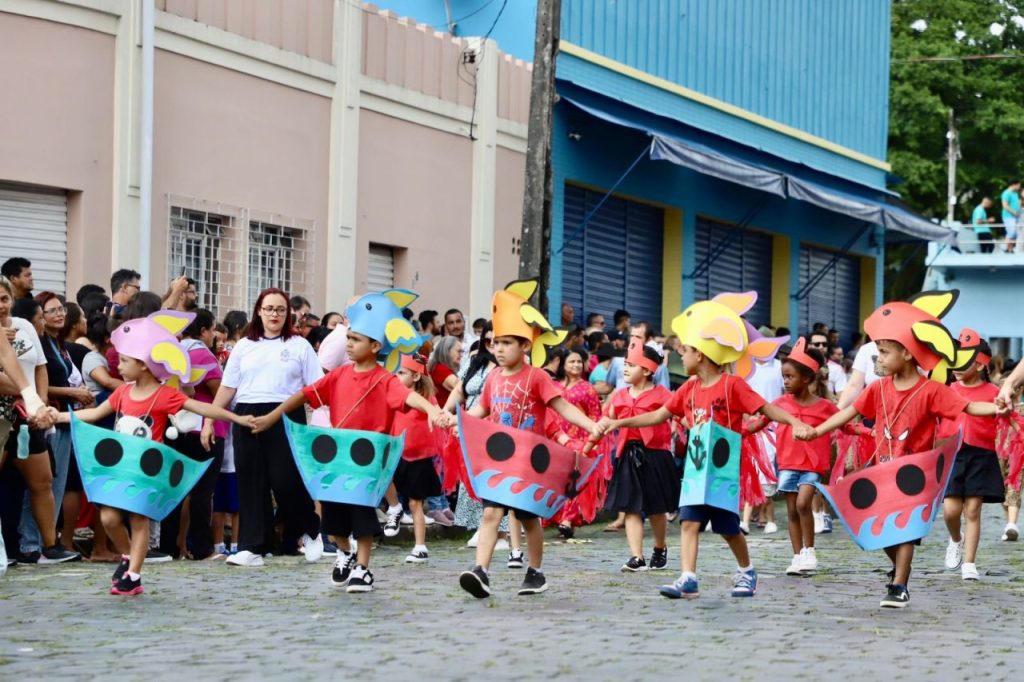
946, 108, 959, 224
518, 0, 561, 314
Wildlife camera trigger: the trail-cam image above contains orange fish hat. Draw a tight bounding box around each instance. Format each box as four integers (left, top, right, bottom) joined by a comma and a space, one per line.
863, 290, 974, 384
786, 337, 820, 374
670, 291, 788, 380
491, 279, 567, 366
626, 335, 659, 373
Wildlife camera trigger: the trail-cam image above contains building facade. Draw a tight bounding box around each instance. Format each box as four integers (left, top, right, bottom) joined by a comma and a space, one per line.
0, 0, 530, 319
376, 0, 951, 341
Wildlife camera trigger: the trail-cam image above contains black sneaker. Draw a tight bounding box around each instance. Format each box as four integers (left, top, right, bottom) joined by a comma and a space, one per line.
112, 556, 130, 585
621, 555, 648, 572
649, 547, 668, 571
17, 551, 40, 565
507, 549, 525, 569
331, 552, 356, 587
346, 564, 374, 593
518, 567, 548, 595
144, 548, 172, 564
880, 584, 910, 609
383, 511, 401, 538
459, 565, 492, 598
557, 524, 575, 540
39, 544, 82, 564
110, 573, 144, 596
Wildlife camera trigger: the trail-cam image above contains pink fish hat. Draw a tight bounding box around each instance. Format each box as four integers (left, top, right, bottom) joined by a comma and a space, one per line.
670, 291, 789, 380
111, 311, 204, 385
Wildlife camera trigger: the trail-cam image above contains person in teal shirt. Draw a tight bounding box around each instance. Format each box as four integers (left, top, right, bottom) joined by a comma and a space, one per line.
1001, 181, 1021, 253
972, 197, 994, 253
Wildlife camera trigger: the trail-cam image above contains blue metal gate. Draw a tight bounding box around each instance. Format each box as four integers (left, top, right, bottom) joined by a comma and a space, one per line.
798, 245, 861, 338
693, 218, 773, 327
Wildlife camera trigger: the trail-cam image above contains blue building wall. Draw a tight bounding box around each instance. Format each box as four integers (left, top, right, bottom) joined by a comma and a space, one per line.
560, 0, 891, 161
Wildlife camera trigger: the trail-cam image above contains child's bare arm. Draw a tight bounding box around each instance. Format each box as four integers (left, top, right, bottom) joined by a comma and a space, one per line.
966, 401, 998, 417
55, 401, 115, 425
796, 405, 860, 440
182, 398, 254, 430
601, 406, 673, 434
549, 396, 601, 439
251, 389, 309, 433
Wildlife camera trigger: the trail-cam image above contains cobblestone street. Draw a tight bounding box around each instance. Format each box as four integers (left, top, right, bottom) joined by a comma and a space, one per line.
2, 503, 1024, 680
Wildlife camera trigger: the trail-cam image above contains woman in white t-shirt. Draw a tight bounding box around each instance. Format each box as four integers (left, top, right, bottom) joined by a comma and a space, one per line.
838, 340, 881, 409
0, 285, 79, 562
204, 289, 324, 567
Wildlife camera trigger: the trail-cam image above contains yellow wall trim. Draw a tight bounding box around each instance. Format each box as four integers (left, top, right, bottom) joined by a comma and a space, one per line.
560, 41, 891, 173
858, 256, 877, 333
771, 234, 792, 328
662, 208, 683, 331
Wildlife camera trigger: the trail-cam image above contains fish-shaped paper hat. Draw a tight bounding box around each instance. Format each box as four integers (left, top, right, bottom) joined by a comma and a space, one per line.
111, 311, 201, 385
346, 289, 423, 372
491, 279, 567, 367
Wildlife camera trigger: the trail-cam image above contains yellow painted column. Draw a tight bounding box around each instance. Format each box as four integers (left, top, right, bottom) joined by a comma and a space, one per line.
771, 233, 791, 328
662, 208, 683, 332
858, 256, 876, 333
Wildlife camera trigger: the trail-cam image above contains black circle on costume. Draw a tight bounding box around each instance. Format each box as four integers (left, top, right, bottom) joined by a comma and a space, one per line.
95, 439, 124, 467
350, 438, 375, 466
530, 444, 550, 473
381, 443, 391, 469
140, 448, 163, 477
311, 435, 338, 464
896, 464, 926, 496
485, 433, 516, 462
712, 438, 731, 468
849, 478, 877, 510
169, 460, 184, 487
881, 308, 892, 316
936, 453, 946, 482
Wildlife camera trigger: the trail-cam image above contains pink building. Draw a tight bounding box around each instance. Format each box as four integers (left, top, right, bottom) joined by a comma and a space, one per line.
0, 0, 529, 320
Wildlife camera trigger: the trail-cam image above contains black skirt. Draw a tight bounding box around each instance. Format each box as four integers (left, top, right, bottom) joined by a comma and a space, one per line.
604, 441, 681, 515
945, 445, 1005, 504
392, 458, 442, 501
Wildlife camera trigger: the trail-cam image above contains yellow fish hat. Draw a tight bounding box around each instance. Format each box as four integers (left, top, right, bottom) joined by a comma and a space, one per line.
491, 279, 567, 367
670, 291, 789, 379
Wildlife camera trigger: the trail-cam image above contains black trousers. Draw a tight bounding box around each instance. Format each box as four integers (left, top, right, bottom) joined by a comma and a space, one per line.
232, 403, 319, 554
159, 432, 224, 559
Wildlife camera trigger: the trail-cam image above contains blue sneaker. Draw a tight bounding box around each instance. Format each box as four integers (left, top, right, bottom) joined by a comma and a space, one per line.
660, 574, 699, 599
822, 514, 833, 534
731, 568, 757, 597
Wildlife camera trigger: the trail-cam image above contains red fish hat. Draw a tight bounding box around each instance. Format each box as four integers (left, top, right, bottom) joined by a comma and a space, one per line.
863, 290, 974, 384
786, 338, 820, 374
626, 335, 659, 373
957, 328, 991, 367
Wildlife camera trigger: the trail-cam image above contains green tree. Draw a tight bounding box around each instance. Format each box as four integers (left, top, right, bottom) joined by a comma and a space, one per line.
887, 0, 1024, 299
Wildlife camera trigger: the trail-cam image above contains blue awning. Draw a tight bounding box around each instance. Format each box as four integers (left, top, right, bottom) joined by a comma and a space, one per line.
561, 93, 955, 245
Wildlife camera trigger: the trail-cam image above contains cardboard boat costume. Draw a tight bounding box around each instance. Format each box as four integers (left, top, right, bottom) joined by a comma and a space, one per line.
283, 289, 420, 507
72, 311, 215, 521
671, 291, 786, 511
455, 279, 600, 519
813, 290, 975, 549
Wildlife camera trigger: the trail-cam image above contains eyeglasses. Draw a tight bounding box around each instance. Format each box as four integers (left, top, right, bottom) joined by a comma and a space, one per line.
260, 306, 288, 317
43, 306, 66, 316
810, 341, 827, 347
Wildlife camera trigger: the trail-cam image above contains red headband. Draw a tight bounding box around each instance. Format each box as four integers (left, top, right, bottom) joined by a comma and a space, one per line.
400, 354, 426, 375
626, 337, 659, 373
787, 338, 820, 374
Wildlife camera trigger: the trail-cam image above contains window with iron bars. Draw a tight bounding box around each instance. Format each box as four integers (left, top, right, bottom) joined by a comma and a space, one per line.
247, 220, 312, 307
169, 207, 228, 313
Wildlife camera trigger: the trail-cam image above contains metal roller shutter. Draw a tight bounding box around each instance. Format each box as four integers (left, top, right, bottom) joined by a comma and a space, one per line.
0, 184, 68, 295
367, 244, 395, 291
561, 185, 663, 329
798, 246, 861, 337
693, 218, 772, 327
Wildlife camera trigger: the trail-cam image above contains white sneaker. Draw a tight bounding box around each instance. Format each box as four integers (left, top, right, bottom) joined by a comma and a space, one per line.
225, 550, 264, 567
302, 533, 324, 563
466, 530, 480, 548
405, 548, 429, 564
813, 512, 824, 534
383, 510, 402, 537
763, 522, 778, 534
785, 554, 803, 576
944, 537, 964, 570
423, 514, 435, 526
962, 562, 980, 581
800, 547, 818, 573
494, 538, 510, 551
400, 513, 414, 525
739, 522, 750, 535
1003, 523, 1019, 542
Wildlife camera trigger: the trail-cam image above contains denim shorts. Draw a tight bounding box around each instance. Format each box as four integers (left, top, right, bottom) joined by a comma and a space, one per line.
777, 470, 821, 494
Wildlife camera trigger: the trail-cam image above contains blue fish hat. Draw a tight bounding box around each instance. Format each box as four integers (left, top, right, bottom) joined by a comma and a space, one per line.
346, 289, 422, 372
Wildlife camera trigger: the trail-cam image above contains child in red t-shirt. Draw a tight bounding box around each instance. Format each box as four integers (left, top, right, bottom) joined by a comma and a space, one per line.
750, 339, 836, 576
456, 335, 602, 599
392, 353, 444, 564
605, 340, 676, 573
801, 338, 998, 608
252, 330, 444, 593
57, 352, 253, 596
600, 342, 809, 600
937, 334, 1004, 580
